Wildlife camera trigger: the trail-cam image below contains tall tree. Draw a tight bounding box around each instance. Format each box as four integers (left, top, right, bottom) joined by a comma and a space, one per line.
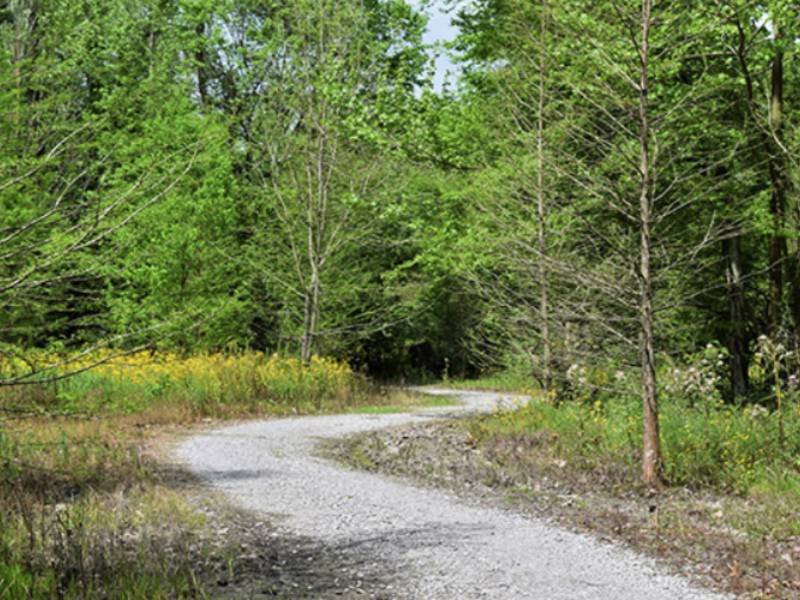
247, 0, 425, 361
636, 0, 660, 486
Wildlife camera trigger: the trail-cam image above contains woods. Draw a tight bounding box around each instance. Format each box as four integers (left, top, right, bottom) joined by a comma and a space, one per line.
2, 0, 800, 597
1, 0, 800, 514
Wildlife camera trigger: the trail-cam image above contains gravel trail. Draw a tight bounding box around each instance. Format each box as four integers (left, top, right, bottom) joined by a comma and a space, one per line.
176, 389, 727, 599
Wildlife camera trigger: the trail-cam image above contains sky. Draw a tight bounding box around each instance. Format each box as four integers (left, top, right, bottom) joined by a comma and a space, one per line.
415, 1, 460, 91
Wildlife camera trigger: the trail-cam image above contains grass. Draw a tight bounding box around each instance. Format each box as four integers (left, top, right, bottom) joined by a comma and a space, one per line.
0, 416, 209, 598
471, 396, 799, 491
0, 350, 423, 598
347, 391, 458, 414
1, 351, 377, 420
444, 370, 537, 394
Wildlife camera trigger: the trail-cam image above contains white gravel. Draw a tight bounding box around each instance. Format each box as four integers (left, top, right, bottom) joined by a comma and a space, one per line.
176, 388, 728, 599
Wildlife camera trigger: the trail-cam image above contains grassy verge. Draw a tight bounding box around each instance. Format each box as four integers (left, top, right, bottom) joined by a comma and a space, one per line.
0, 417, 208, 598
0, 351, 422, 598
346, 391, 457, 414
470, 396, 800, 502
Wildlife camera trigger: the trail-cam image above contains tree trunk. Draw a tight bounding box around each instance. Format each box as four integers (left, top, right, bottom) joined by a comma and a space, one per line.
536, 0, 552, 394
301, 266, 321, 364
12, 1, 39, 128
195, 21, 210, 110
637, 0, 662, 489
788, 254, 800, 344
767, 27, 786, 338
723, 236, 748, 399
301, 121, 329, 365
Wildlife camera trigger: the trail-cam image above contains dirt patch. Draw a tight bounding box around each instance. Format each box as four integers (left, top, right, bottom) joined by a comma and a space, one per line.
324, 421, 800, 600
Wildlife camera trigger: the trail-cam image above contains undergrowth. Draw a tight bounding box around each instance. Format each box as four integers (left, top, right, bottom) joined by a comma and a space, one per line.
0, 420, 208, 598
469, 396, 800, 499
1, 351, 370, 419
458, 343, 800, 507
0, 351, 420, 598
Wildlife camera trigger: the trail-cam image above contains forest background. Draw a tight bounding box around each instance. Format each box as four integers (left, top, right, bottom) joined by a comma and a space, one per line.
2, 0, 800, 487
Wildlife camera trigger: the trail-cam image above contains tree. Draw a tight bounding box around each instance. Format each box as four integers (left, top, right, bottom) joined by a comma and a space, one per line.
0, 0, 214, 382
450, 0, 760, 486
245, 0, 426, 362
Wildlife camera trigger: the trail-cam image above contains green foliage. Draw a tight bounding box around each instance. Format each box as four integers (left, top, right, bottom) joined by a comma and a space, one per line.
2, 0, 800, 496
469, 370, 800, 496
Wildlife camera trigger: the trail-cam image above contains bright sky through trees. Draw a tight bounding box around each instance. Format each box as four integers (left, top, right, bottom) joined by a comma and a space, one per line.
416, 0, 458, 90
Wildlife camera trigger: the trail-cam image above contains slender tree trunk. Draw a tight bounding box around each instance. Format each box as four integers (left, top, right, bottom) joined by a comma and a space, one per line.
301, 124, 329, 365
788, 253, 800, 343
301, 291, 313, 363
721, 19, 756, 398
637, 0, 662, 489
767, 28, 786, 338
12, 1, 38, 129
536, 0, 552, 394
12, 4, 23, 130
723, 236, 748, 399
195, 21, 210, 110
301, 266, 321, 364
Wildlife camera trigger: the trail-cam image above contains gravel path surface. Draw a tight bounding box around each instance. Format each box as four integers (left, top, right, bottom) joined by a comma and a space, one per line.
176, 389, 728, 599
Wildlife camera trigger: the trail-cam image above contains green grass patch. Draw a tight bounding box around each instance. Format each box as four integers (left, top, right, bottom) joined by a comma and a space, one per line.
467, 395, 800, 501
348, 392, 458, 414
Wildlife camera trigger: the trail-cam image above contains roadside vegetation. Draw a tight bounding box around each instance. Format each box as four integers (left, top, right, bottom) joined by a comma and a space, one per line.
465, 339, 800, 500
332, 344, 800, 598
335, 377, 800, 597
0, 351, 429, 598
4, 0, 800, 596
1, 351, 374, 419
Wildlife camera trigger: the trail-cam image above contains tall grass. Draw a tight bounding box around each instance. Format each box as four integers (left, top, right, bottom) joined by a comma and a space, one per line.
0, 416, 207, 598
0, 350, 402, 598
1, 351, 368, 419
469, 394, 800, 501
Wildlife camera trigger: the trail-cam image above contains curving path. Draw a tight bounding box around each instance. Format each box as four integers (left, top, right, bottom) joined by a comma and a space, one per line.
176, 389, 727, 599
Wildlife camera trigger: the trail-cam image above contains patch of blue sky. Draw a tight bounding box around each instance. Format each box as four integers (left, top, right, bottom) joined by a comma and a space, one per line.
412, 0, 461, 92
